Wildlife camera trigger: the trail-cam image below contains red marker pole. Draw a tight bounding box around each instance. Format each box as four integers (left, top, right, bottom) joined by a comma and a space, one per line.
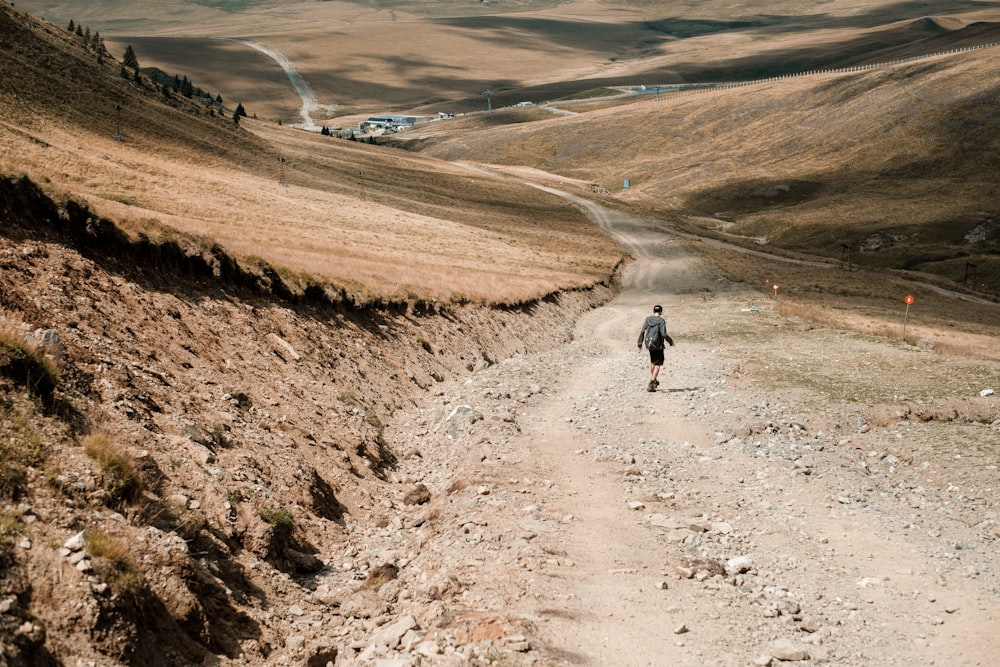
902, 295, 914, 341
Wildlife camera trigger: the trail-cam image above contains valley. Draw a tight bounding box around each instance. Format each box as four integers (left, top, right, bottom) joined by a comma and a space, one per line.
1, 1, 998, 665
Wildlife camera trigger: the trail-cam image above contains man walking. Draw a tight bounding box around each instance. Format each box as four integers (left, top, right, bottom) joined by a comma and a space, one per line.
637, 304, 674, 392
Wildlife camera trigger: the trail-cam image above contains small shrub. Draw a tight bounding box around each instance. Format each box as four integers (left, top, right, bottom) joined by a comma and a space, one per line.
259, 507, 294, 528
361, 563, 399, 590
176, 510, 207, 540
0, 402, 45, 501
83, 433, 143, 506
0, 510, 23, 569
0, 328, 60, 400
85, 529, 141, 593
0, 462, 28, 502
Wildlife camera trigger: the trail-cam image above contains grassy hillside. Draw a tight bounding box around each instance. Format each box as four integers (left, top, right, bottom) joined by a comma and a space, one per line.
406, 35, 1000, 294
0, 2, 622, 305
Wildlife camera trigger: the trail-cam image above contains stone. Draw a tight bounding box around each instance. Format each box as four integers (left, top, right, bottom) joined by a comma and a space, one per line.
725, 555, 753, 575
446, 405, 484, 438
767, 638, 810, 661
64, 531, 86, 552
799, 616, 824, 633
369, 614, 417, 650
403, 483, 431, 505
503, 634, 531, 652
267, 333, 300, 362
415, 640, 441, 656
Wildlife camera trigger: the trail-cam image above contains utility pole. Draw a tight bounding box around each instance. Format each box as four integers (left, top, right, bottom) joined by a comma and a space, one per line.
840, 244, 852, 271
964, 262, 977, 288
113, 103, 124, 141
482, 88, 493, 111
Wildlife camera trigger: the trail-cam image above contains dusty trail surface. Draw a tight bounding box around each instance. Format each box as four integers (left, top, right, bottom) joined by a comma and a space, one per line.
378, 197, 1000, 666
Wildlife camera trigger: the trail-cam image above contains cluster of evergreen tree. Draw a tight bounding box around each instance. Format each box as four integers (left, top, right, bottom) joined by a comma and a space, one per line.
162, 73, 216, 102
66, 19, 108, 57
64, 19, 245, 132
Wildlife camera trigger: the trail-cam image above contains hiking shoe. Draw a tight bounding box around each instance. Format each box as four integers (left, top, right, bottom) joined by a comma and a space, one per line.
647, 381, 656, 392
653, 379, 659, 388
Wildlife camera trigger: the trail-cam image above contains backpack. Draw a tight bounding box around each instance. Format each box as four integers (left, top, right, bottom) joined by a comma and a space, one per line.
644, 317, 665, 350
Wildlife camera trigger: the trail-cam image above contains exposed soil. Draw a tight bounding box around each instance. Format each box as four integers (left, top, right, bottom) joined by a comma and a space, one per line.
2, 166, 999, 667
371, 189, 1000, 665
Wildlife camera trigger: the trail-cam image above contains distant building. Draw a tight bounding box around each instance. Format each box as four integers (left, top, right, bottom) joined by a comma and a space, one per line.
359, 114, 425, 133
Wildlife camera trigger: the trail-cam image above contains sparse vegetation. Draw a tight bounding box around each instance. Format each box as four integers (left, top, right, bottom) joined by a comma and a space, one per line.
84, 529, 142, 594
82, 433, 144, 507
259, 506, 294, 528
0, 325, 60, 400
0, 509, 22, 569
361, 563, 399, 590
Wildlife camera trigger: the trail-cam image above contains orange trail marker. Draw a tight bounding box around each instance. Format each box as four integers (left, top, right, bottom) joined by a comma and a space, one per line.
902, 295, 914, 341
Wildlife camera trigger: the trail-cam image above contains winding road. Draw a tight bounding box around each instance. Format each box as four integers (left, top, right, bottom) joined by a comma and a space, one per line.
230, 39, 331, 130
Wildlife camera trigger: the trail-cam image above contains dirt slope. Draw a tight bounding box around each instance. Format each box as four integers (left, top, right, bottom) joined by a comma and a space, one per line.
2, 131, 998, 667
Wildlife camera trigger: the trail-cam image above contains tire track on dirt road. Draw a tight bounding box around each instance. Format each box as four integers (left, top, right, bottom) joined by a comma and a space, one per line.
465, 190, 1000, 665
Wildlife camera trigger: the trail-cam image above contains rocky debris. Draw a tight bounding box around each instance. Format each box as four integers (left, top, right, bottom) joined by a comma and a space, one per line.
1, 208, 998, 666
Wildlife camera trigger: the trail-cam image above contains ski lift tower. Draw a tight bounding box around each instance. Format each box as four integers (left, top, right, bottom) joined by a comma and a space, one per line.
482, 88, 493, 112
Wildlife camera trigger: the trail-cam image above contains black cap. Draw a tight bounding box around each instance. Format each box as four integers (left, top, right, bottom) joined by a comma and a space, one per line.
653, 304, 662, 313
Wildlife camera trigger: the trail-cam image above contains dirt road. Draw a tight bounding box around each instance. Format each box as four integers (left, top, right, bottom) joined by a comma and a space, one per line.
381, 197, 1000, 666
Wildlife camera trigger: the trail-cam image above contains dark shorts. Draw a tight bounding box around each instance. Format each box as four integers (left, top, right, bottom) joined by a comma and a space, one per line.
649, 348, 664, 366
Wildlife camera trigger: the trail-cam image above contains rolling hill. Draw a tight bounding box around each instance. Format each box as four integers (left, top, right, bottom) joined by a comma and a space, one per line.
1, 0, 999, 665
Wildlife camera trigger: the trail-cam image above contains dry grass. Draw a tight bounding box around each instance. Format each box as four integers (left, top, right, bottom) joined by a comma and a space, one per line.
0, 3, 623, 305
776, 300, 1000, 361
0, 509, 21, 569
0, 318, 60, 400
84, 529, 143, 594
82, 433, 144, 507
692, 236, 1000, 361
4, 1, 998, 307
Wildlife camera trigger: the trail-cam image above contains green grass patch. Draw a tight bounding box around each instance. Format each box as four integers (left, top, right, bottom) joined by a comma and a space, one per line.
260, 507, 294, 528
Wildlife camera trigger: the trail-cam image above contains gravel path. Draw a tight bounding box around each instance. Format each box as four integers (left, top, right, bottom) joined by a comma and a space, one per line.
369, 199, 1000, 666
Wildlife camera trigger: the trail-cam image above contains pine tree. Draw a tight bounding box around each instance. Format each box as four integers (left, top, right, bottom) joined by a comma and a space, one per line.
67, 19, 75, 33
234, 103, 247, 119
75, 25, 83, 37
83, 26, 91, 46
215, 94, 223, 105
122, 45, 139, 71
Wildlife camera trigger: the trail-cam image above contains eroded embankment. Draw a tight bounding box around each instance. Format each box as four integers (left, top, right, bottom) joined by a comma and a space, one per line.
0, 173, 619, 666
